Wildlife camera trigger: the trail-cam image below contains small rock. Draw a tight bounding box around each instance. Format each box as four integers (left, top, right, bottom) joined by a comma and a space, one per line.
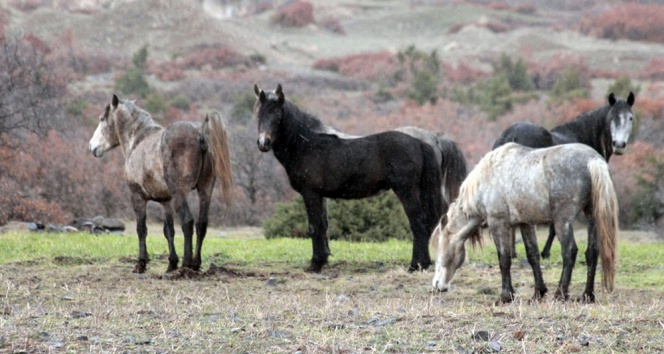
579, 336, 590, 346
366, 316, 379, 324
377, 317, 397, 326
77, 336, 88, 341
488, 340, 501, 352
473, 330, 490, 341
327, 323, 345, 330
46, 340, 63, 348
426, 340, 437, 348
348, 309, 360, 316
369, 285, 377, 291
270, 329, 290, 338
70, 311, 91, 319
230, 327, 244, 333
265, 277, 278, 286
519, 258, 530, 269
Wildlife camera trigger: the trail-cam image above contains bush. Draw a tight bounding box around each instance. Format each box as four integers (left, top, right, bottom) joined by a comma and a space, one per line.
272, 1, 315, 28
144, 92, 168, 115
230, 91, 257, 124
115, 45, 151, 98
630, 151, 664, 228
494, 53, 534, 92
607, 76, 640, 98
579, 3, 664, 44
170, 95, 191, 111
263, 193, 411, 242
550, 66, 590, 101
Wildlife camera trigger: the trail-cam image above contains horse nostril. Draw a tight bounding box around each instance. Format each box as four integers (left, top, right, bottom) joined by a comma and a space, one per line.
613, 141, 626, 149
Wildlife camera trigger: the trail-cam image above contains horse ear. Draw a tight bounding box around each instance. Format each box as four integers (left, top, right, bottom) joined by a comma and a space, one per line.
276, 83, 285, 106
627, 91, 635, 106
104, 104, 110, 114
608, 93, 616, 106
112, 94, 119, 109
259, 90, 267, 103
254, 84, 261, 97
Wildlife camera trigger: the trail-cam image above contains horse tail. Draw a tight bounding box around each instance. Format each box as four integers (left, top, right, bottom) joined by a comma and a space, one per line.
436, 136, 468, 204
420, 143, 445, 235
588, 158, 619, 293
202, 113, 234, 206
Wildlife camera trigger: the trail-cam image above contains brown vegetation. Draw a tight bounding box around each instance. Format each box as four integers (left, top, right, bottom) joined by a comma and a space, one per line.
579, 3, 664, 44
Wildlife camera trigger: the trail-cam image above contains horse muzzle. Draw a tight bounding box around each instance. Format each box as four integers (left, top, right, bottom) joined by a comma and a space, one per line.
612, 141, 627, 155
257, 134, 271, 152
90, 146, 104, 158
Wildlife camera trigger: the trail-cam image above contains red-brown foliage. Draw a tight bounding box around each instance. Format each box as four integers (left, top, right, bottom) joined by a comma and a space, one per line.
442, 62, 490, 84
312, 51, 396, 81
272, 1, 315, 28
579, 3, 664, 44
0, 130, 129, 225
640, 58, 664, 81
22, 33, 51, 54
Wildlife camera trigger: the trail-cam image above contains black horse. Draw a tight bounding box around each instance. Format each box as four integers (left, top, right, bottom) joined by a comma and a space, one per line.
254, 84, 445, 272
493, 92, 635, 258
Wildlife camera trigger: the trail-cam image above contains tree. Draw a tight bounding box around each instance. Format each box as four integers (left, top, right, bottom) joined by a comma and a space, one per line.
115, 45, 151, 98
0, 36, 66, 148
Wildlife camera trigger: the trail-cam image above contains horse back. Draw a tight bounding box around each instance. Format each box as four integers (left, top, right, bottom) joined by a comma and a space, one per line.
493, 122, 554, 150
124, 122, 205, 201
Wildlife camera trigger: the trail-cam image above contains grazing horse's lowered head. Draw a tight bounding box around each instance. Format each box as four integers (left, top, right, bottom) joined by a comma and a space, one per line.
606, 92, 635, 155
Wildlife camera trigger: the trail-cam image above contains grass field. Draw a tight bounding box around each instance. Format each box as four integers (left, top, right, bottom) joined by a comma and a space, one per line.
0, 227, 662, 353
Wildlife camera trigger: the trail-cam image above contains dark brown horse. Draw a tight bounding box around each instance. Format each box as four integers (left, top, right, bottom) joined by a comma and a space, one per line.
89, 95, 233, 273
254, 84, 444, 272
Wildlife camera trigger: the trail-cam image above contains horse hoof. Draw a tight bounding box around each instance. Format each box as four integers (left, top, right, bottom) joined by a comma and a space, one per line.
541, 251, 550, 259
133, 260, 148, 273
166, 264, 179, 273
577, 294, 596, 304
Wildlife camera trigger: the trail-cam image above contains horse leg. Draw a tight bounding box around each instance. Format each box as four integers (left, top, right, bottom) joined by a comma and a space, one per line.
130, 194, 149, 274
510, 227, 517, 259
192, 185, 213, 271
540, 224, 556, 259
554, 219, 577, 301
581, 218, 598, 303
490, 220, 515, 304
160, 201, 180, 273
393, 188, 431, 271
302, 192, 330, 272
173, 193, 196, 270
519, 224, 547, 301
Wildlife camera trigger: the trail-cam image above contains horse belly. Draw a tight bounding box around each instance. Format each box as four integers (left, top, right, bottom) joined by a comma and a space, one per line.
125, 139, 171, 201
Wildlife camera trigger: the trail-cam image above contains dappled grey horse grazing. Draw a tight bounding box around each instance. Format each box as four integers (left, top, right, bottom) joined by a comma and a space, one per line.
493, 92, 634, 259
89, 95, 233, 273
431, 143, 618, 304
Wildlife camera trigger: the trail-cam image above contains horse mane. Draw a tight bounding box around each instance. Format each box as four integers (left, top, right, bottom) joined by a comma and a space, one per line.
115, 99, 162, 153
552, 104, 612, 158
457, 144, 514, 215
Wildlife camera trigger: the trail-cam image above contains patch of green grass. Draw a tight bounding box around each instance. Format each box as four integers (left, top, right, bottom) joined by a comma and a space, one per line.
1, 230, 662, 291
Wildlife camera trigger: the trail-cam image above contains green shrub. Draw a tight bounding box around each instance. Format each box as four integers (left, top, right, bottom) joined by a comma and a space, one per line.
607, 76, 640, 98
230, 91, 257, 123
263, 193, 412, 242
630, 155, 664, 226
170, 95, 191, 111
495, 53, 535, 91
551, 66, 589, 101
115, 45, 151, 98
396, 45, 441, 105
144, 92, 167, 115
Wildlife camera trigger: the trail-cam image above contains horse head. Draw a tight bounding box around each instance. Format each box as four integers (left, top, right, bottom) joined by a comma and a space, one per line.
254, 83, 285, 152
432, 206, 473, 292
89, 100, 119, 158
607, 91, 635, 155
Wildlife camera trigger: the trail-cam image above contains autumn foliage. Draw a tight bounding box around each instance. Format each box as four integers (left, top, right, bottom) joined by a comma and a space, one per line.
312, 51, 397, 81
579, 3, 664, 44
272, 1, 315, 28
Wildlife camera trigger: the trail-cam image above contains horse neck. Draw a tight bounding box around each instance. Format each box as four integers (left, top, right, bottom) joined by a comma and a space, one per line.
272, 104, 319, 161
552, 106, 612, 159
116, 110, 163, 155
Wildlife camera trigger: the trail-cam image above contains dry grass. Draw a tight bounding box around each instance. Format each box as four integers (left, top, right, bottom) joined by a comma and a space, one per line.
0, 228, 662, 353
